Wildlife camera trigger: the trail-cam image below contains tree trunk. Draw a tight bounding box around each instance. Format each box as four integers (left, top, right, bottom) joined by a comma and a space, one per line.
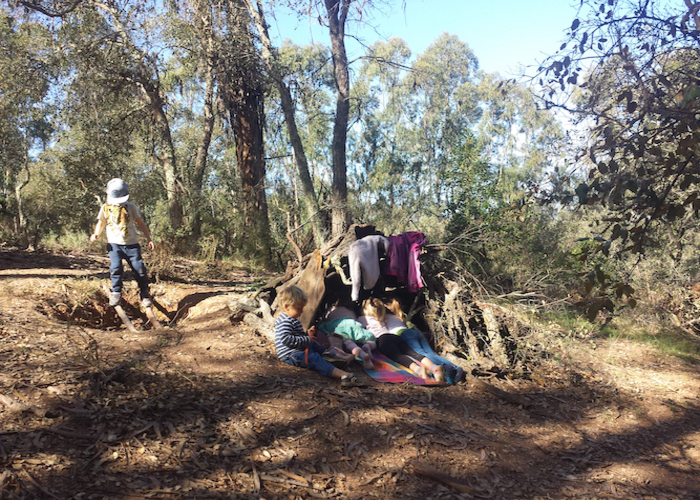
141, 81, 184, 231
324, 0, 351, 237
223, 73, 272, 266
245, 0, 328, 247
191, 0, 217, 242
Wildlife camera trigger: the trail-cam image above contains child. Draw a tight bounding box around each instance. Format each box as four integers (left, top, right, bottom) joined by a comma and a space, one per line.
90, 178, 155, 307
275, 285, 360, 387
358, 298, 444, 383
319, 299, 377, 370
384, 298, 464, 384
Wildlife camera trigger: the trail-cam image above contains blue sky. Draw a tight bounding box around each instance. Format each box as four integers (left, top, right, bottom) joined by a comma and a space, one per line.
270, 0, 580, 78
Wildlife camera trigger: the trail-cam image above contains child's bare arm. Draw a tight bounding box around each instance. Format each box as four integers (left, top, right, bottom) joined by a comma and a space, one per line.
135, 216, 155, 251
90, 219, 105, 242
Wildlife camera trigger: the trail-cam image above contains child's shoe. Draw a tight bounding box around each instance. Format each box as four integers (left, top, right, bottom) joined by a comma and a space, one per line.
454, 366, 465, 383
109, 291, 121, 307
444, 365, 456, 385
340, 375, 363, 387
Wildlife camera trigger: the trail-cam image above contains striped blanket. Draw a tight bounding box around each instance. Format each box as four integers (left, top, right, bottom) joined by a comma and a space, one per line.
363, 353, 445, 385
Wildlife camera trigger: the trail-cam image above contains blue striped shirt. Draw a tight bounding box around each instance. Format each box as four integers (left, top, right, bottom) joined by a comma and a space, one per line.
274, 313, 311, 361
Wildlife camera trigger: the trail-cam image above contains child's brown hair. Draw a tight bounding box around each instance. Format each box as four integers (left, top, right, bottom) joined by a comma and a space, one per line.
278, 285, 307, 310
362, 298, 387, 325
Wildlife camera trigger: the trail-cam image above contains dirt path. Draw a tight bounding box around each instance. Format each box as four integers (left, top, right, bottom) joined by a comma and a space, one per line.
1, 250, 699, 499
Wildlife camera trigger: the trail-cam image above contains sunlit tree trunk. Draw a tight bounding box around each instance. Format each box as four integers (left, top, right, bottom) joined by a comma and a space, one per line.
190, 0, 217, 242
324, 0, 351, 236
244, 0, 328, 246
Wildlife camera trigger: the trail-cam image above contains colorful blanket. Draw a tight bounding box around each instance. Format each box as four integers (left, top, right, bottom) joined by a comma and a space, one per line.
363, 353, 445, 385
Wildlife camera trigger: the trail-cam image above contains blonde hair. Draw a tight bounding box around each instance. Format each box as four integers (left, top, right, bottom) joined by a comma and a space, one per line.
384, 298, 406, 321
362, 298, 387, 325
278, 285, 307, 310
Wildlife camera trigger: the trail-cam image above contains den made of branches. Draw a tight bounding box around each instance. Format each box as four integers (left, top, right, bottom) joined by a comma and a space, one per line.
235, 225, 529, 377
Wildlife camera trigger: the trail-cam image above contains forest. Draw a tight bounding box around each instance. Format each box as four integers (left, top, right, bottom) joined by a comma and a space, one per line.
1, 0, 700, 498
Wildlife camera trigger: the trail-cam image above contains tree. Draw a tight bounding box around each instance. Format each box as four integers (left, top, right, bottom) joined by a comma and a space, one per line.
244, 0, 327, 247
18, 0, 187, 232
217, 0, 272, 265
538, 0, 700, 256
323, 0, 352, 236
0, 9, 55, 245
166, 0, 219, 242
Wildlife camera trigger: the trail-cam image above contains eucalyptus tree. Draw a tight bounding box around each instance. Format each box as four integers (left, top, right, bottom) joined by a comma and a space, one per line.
0, 9, 55, 244
166, 0, 219, 242
215, 0, 272, 264
263, 41, 334, 249
351, 34, 483, 236
350, 37, 418, 230
244, 0, 327, 246
17, 0, 186, 231
538, 0, 700, 255
322, 0, 352, 236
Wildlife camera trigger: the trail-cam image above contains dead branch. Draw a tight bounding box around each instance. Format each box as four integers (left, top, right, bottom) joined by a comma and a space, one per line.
412, 462, 474, 493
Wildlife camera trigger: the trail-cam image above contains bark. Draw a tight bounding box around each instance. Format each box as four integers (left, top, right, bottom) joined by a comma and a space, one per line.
244, 0, 328, 246
140, 79, 184, 231
226, 76, 271, 266
14, 156, 30, 247
218, 0, 272, 266
324, 0, 351, 237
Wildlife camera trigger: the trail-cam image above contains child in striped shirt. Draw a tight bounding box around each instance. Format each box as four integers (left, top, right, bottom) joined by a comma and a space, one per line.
274, 285, 360, 387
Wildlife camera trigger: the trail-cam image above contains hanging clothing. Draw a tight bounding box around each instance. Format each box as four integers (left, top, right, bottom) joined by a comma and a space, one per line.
384, 232, 426, 293
348, 235, 388, 301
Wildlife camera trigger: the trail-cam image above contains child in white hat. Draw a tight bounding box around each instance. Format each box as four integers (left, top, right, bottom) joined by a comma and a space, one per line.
90, 178, 155, 307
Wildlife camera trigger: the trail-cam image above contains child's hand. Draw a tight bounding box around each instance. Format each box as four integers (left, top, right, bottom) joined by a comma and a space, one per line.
148, 240, 155, 251
90, 234, 98, 242
308, 326, 316, 338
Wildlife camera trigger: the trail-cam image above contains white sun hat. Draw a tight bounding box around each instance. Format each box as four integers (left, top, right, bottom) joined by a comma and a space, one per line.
106, 178, 130, 204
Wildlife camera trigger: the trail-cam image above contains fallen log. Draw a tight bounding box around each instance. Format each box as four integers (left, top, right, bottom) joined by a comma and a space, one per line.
243, 223, 529, 375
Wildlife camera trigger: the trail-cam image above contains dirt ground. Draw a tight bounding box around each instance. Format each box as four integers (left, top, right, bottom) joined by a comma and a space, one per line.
1, 249, 699, 499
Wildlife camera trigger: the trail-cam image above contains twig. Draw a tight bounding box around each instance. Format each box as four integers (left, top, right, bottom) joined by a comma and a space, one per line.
412, 462, 474, 493
21, 469, 61, 499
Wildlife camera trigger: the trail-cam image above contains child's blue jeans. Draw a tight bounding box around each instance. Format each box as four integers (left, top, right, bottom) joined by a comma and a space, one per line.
107, 243, 150, 299
284, 343, 335, 377
399, 329, 458, 370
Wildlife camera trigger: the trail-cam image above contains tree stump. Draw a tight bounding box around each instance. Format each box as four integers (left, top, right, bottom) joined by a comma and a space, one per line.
238, 224, 527, 374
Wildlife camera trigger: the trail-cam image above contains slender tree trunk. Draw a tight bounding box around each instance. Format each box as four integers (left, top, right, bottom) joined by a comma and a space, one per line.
14, 156, 30, 248
191, 0, 217, 242
141, 81, 184, 231
324, 0, 351, 236
244, 0, 328, 246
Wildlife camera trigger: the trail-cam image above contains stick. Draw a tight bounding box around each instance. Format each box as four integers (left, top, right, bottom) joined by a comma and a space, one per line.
114, 304, 138, 333
144, 306, 162, 329
412, 462, 474, 493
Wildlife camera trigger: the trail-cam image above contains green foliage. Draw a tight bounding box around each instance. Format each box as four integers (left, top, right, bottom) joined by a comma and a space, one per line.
539, 0, 700, 256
